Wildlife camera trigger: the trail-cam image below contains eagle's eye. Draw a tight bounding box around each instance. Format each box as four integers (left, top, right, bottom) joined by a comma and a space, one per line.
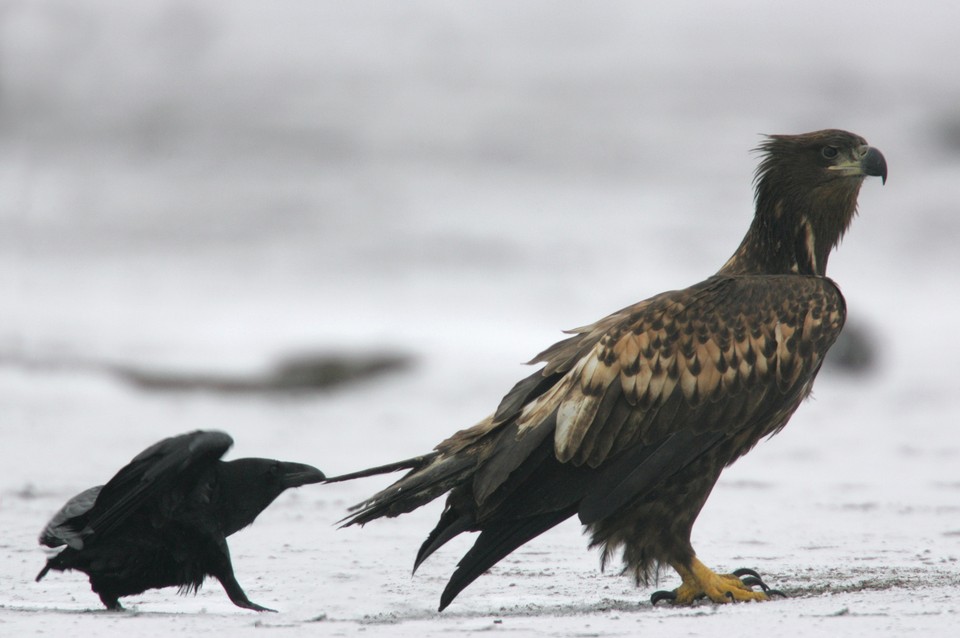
821, 146, 839, 159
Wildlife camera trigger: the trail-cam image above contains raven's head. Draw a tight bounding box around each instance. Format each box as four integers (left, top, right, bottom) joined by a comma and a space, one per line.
218, 458, 325, 536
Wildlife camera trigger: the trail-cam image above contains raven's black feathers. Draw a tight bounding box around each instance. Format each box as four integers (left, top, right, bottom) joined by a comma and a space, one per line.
37, 430, 324, 612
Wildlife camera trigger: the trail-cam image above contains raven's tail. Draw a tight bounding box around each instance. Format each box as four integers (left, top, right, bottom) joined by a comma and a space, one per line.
35, 553, 65, 582
35, 562, 52, 582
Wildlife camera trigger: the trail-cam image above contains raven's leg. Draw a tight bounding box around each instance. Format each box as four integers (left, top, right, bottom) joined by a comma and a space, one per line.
89, 576, 124, 611
217, 570, 276, 613
97, 591, 124, 611
650, 556, 784, 605
209, 543, 276, 612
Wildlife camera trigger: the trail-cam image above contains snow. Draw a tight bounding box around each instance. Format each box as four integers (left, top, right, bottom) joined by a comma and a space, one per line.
3, 1, 960, 636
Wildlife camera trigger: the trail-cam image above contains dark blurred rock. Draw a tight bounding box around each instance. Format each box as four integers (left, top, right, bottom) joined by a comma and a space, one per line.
934, 116, 960, 154
111, 351, 412, 395
823, 320, 877, 375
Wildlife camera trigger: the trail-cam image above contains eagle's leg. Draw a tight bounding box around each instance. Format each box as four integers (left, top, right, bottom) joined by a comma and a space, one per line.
650, 557, 782, 605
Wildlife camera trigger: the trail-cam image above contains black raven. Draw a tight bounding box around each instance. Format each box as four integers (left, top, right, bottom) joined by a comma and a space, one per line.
36, 430, 325, 611
326, 130, 887, 610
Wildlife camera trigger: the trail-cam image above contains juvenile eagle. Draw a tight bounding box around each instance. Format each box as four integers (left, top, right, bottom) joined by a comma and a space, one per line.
327, 129, 887, 609
36, 430, 325, 611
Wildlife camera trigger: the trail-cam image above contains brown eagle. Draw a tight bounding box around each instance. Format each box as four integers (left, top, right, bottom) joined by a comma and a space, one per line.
327, 129, 887, 610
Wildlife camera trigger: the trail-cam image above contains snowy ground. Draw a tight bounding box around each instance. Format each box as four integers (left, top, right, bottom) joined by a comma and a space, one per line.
2, 1, 960, 636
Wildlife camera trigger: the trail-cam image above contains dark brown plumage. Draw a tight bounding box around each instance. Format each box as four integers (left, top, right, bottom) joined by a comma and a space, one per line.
327, 129, 887, 610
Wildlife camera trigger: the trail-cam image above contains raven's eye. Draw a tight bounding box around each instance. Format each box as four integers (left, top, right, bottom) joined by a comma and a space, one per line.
821, 146, 839, 159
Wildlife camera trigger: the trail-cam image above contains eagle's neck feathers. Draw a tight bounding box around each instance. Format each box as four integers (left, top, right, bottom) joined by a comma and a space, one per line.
718, 167, 862, 277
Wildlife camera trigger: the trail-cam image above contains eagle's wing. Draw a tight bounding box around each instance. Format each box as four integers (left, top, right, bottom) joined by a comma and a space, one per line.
339, 273, 845, 603
69, 430, 233, 546
471, 274, 846, 516
418, 275, 845, 607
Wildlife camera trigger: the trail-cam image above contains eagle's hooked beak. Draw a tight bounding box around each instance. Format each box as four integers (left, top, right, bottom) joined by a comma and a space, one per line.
828, 145, 887, 184
860, 146, 887, 184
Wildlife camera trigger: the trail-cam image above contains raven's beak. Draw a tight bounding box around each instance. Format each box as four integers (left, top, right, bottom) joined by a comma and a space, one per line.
280, 462, 326, 488
860, 146, 887, 184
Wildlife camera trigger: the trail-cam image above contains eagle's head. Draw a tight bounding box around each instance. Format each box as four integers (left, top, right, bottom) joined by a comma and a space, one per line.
722, 129, 886, 277
755, 129, 886, 192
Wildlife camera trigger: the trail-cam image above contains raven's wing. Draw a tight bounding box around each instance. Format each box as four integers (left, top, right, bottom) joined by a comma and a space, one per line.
38, 485, 103, 549
74, 430, 233, 545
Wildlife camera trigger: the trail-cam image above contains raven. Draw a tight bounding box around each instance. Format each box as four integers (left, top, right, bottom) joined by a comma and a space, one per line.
36, 430, 325, 611
326, 130, 887, 610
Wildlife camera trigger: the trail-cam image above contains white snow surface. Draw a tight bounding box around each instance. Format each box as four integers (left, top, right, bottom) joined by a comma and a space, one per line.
2, 1, 960, 636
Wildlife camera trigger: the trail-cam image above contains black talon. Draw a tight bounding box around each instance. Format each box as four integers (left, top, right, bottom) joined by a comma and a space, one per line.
767, 589, 787, 599
732, 568, 762, 579
651, 590, 677, 606
740, 576, 770, 592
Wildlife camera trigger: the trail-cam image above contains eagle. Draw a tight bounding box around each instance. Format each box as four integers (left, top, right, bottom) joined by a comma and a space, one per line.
36, 431, 326, 611
327, 129, 887, 610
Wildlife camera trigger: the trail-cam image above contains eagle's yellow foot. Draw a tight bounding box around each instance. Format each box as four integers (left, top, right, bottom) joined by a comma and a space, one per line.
651, 558, 785, 605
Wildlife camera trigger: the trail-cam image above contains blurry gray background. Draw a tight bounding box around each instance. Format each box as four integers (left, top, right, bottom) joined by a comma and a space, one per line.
4, 0, 958, 374
2, 1, 959, 464
3, 1, 960, 631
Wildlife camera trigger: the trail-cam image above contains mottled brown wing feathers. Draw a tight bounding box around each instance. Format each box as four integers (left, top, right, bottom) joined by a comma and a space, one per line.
511, 275, 844, 469
492, 369, 560, 425
342, 275, 844, 533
